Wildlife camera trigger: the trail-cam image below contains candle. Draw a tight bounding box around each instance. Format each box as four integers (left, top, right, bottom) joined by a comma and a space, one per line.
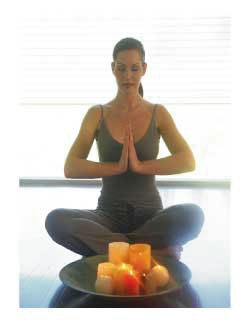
145, 271, 158, 294
129, 244, 151, 274
97, 262, 117, 278
109, 242, 130, 265
149, 265, 170, 287
113, 263, 133, 295
123, 270, 140, 295
95, 275, 114, 295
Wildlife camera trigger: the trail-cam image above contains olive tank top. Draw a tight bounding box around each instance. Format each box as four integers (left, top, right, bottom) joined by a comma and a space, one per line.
95, 104, 163, 209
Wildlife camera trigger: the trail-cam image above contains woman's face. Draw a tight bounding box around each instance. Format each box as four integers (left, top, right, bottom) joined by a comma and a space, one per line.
111, 49, 147, 93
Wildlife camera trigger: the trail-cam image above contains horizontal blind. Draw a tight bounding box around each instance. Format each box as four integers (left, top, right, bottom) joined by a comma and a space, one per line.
18, 16, 231, 105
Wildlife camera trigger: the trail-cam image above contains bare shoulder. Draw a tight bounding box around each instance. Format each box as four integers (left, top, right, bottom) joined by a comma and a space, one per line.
82, 104, 102, 130
154, 103, 173, 130
87, 104, 102, 119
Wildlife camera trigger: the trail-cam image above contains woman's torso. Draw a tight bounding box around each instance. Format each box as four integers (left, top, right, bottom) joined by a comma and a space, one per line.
95, 100, 160, 144
95, 100, 163, 209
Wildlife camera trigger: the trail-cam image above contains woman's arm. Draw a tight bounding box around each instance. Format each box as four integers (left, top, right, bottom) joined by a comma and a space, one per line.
64, 106, 122, 179
137, 105, 195, 176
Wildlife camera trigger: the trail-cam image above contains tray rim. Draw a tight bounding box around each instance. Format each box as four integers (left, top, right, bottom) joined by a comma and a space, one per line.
59, 255, 189, 299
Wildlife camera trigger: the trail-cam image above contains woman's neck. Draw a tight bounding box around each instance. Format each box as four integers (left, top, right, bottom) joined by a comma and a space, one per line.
112, 92, 143, 113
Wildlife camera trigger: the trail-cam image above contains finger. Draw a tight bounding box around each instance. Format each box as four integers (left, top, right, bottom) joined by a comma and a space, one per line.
127, 124, 131, 134
130, 130, 133, 143
126, 133, 130, 145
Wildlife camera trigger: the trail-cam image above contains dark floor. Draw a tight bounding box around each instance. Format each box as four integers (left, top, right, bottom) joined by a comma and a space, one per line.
19, 186, 230, 308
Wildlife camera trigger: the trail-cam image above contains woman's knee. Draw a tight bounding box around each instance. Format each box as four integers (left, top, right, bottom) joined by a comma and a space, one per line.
184, 204, 205, 238
166, 203, 205, 234
166, 203, 204, 224
188, 204, 204, 226
45, 208, 68, 238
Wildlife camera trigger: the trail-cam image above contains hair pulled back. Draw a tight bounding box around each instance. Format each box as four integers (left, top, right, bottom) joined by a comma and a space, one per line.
112, 37, 145, 97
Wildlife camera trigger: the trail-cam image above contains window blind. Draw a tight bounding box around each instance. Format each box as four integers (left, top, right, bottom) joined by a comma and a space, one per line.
18, 16, 231, 106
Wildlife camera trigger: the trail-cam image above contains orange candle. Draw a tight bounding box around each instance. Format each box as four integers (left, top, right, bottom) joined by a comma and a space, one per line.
129, 244, 151, 274
109, 242, 129, 265
113, 263, 133, 295
123, 270, 140, 295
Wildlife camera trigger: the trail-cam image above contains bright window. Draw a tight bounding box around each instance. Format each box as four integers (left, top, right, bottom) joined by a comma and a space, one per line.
18, 16, 231, 179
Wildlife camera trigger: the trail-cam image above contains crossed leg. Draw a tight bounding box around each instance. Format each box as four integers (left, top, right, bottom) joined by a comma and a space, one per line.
45, 208, 129, 256
45, 203, 204, 259
128, 203, 205, 259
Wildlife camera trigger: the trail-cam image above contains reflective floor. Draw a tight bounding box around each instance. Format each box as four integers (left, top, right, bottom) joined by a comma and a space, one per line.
48, 282, 202, 308
19, 185, 230, 308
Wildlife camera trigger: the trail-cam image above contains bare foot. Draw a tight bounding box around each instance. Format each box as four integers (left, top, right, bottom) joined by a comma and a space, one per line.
152, 245, 183, 260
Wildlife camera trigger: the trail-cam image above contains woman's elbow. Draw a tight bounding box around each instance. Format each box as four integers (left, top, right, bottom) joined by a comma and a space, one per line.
64, 162, 73, 178
187, 154, 196, 172
64, 167, 70, 178
183, 151, 196, 172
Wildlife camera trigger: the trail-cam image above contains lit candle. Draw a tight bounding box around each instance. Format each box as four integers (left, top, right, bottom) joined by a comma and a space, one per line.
97, 262, 117, 278
108, 242, 129, 265
95, 275, 114, 295
149, 265, 170, 287
129, 244, 151, 274
123, 270, 140, 295
113, 263, 133, 295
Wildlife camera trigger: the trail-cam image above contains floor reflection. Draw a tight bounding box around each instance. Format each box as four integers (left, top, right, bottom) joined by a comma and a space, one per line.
49, 282, 202, 308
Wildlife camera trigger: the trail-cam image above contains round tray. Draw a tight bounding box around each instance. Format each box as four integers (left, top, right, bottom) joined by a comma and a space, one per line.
59, 255, 192, 301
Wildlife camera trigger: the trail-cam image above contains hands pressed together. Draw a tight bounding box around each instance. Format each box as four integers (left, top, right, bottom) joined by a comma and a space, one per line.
118, 122, 143, 174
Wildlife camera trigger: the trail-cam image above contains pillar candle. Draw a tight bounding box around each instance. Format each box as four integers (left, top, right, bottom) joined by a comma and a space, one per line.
95, 275, 114, 295
97, 262, 117, 278
108, 242, 129, 265
123, 270, 140, 295
129, 244, 151, 274
113, 263, 133, 295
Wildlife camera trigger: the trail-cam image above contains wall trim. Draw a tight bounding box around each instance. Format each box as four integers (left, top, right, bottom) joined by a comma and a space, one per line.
19, 177, 230, 189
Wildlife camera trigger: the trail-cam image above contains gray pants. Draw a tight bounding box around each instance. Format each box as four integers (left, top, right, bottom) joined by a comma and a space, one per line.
45, 198, 204, 256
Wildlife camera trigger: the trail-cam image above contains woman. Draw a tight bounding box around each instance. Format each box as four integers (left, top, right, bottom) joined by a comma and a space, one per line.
45, 37, 204, 260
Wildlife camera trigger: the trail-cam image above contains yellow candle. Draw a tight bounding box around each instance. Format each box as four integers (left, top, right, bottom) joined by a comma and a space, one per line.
97, 262, 117, 278
108, 242, 129, 265
129, 244, 151, 274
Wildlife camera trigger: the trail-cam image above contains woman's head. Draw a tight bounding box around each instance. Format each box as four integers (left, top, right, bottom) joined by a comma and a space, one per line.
112, 37, 147, 97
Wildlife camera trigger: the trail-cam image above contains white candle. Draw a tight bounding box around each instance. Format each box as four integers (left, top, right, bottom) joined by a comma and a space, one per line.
95, 275, 114, 294
150, 265, 170, 287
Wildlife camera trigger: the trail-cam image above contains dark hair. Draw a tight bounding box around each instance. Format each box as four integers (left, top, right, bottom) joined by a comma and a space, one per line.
112, 37, 145, 97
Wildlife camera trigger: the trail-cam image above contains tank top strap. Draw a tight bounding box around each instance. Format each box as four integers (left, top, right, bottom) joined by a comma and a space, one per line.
153, 103, 158, 115
99, 104, 104, 121
152, 104, 158, 126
